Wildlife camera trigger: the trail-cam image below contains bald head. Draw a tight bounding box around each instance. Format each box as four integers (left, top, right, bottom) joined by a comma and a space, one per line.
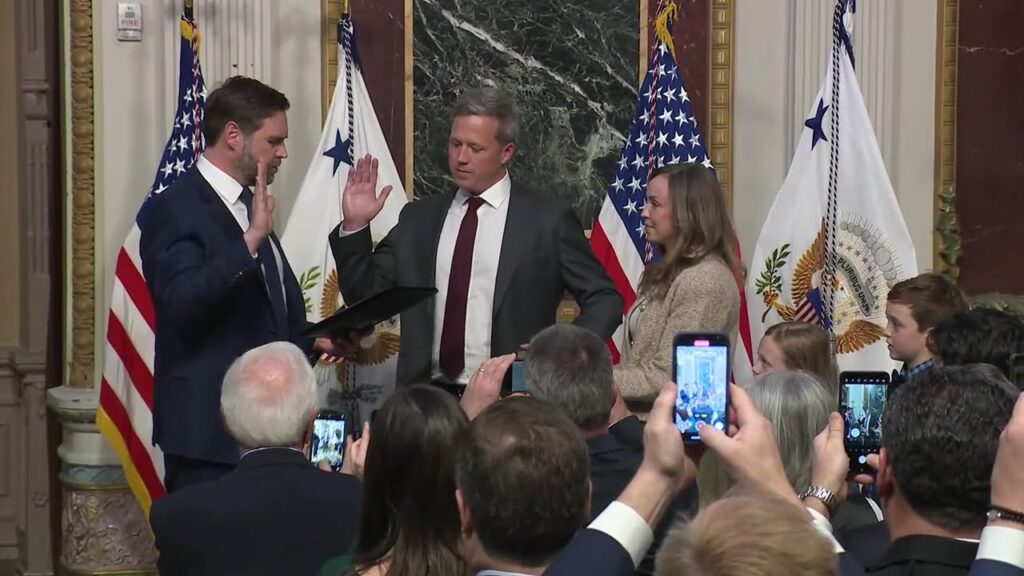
220, 342, 318, 450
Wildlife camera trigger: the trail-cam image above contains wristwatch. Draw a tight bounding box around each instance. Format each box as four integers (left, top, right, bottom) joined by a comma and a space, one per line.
987, 506, 1024, 526
800, 485, 839, 515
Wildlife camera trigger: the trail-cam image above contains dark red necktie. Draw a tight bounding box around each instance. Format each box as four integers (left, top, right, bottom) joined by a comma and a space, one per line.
439, 196, 484, 380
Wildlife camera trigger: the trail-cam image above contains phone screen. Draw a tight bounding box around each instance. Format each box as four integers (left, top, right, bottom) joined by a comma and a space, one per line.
1010, 354, 1024, 389
310, 412, 346, 471
673, 336, 729, 440
840, 372, 889, 473
510, 360, 526, 393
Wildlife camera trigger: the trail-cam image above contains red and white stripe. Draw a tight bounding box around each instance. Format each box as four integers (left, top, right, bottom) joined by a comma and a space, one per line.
98, 225, 166, 508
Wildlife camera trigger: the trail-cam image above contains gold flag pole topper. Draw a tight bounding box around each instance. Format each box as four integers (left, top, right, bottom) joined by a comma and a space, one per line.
341, 0, 351, 17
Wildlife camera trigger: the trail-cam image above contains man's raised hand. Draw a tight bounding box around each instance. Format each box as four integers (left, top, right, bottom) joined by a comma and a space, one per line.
341, 155, 393, 232
244, 159, 276, 254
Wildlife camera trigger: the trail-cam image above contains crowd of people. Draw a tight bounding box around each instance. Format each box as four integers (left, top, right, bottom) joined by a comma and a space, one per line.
141, 76, 1024, 575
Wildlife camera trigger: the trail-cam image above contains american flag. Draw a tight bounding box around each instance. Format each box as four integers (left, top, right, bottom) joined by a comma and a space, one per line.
794, 287, 828, 329
590, 1, 754, 374
97, 9, 206, 514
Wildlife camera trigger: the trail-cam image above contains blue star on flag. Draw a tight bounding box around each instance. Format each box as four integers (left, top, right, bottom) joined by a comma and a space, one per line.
323, 129, 353, 175
805, 98, 829, 150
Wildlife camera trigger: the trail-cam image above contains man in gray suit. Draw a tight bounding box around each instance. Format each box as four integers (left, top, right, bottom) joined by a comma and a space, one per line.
330, 87, 623, 390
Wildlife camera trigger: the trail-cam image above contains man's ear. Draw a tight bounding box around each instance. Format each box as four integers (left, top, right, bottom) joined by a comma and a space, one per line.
876, 447, 895, 501
583, 479, 593, 527
302, 411, 317, 458
456, 489, 473, 539
500, 141, 516, 167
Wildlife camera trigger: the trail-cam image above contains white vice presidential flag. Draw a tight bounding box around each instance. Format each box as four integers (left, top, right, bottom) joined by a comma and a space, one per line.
281, 14, 407, 425
745, 0, 917, 373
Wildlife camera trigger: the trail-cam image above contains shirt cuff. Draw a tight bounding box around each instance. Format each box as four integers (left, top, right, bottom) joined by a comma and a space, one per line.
805, 506, 844, 553
588, 501, 654, 568
338, 222, 367, 237
976, 525, 1024, 568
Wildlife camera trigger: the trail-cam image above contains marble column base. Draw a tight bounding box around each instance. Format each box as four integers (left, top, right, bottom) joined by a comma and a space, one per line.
47, 386, 157, 575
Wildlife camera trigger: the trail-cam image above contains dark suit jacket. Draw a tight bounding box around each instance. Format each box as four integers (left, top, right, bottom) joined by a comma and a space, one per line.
588, 432, 698, 575
865, 535, 978, 576
329, 188, 623, 385
140, 166, 312, 463
150, 448, 362, 576
838, 520, 891, 568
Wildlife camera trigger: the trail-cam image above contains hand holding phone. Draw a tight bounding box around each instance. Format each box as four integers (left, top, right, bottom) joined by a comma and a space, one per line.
310, 410, 346, 471
839, 371, 890, 475
672, 332, 731, 442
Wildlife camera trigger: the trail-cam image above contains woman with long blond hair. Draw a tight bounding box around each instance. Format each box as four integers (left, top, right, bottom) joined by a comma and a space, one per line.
614, 163, 741, 414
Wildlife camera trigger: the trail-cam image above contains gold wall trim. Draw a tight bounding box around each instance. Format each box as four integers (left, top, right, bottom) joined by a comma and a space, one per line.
931, 0, 1024, 316
934, 0, 958, 276
404, 0, 413, 196
639, 0, 648, 81
710, 0, 735, 211
69, 0, 95, 389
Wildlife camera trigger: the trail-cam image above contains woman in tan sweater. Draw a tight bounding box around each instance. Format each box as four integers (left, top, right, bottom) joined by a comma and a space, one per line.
615, 163, 741, 414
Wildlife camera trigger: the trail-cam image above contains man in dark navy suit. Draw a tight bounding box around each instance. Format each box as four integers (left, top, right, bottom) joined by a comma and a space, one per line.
140, 77, 349, 492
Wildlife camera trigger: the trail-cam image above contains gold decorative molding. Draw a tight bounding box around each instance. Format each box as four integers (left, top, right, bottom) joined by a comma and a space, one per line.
321, 0, 342, 121
69, 0, 95, 389
935, 185, 960, 279
709, 0, 735, 212
934, 0, 958, 276
639, 0, 648, 81
404, 0, 413, 195
932, 1, 1024, 318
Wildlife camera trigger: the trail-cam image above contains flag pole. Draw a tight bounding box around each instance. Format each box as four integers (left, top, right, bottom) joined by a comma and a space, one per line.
184, 0, 194, 19
341, 0, 351, 17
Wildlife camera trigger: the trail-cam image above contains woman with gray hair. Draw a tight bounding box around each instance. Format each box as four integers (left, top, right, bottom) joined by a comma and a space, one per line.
747, 371, 883, 532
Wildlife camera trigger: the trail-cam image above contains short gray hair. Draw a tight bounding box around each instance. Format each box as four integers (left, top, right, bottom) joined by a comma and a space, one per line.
525, 324, 614, 429
451, 87, 519, 144
220, 342, 317, 449
746, 371, 834, 493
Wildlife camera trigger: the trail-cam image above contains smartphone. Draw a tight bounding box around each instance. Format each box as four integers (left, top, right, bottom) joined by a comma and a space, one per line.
310, 410, 346, 471
510, 360, 526, 393
672, 332, 730, 442
501, 352, 528, 396
839, 371, 890, 475
1009, 353, 1024, 389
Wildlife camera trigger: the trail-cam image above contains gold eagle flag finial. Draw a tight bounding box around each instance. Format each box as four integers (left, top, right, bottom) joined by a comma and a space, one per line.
654, 0, 679, 59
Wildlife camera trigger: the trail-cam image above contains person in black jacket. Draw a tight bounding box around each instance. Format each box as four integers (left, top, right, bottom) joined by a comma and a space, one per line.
150, 342, 362, 576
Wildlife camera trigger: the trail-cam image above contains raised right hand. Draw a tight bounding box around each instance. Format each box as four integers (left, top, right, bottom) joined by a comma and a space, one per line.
341, 155, 393, 232
243, 159, 275, 254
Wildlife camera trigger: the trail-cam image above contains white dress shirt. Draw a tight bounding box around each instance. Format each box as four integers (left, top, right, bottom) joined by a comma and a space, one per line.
431, 173, 512, 384
196, 155, 287, 310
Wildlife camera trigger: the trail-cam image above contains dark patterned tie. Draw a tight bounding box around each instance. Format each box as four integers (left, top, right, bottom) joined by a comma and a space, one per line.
240, 187, 289, 337
439, 196, 485, 381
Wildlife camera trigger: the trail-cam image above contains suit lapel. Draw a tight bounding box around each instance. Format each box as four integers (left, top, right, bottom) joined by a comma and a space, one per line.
194, 168, 273, 306
493, 190, 532, 315
423, 193, 454, 285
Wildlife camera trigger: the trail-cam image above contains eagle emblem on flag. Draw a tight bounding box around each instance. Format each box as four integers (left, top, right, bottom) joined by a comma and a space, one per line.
754, 212, 905, 354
